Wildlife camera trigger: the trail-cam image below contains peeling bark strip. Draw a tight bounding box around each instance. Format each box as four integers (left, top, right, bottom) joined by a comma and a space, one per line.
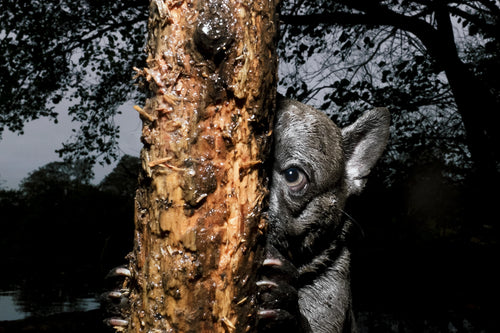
125, 0, 278, 332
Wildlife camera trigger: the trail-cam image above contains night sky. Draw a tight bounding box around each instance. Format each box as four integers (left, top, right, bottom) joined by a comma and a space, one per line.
0, 101, 142, 189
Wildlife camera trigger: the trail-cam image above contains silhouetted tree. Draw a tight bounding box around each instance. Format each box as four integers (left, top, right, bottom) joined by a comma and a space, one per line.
2, 1, 498, 179
279, 0, 500, 181
1, 0, 148, 164
0, 160, 137, 315
99, 154, 140, 196
19, 160, 93, 197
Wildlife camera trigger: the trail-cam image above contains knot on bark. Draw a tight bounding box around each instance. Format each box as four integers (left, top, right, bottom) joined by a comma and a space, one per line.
194, 0, 234, 64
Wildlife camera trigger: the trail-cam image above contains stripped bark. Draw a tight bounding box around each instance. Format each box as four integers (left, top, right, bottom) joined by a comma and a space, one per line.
123, 0, 279, 331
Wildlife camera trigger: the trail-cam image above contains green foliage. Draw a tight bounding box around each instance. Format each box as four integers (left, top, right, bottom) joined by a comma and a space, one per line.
0, 0, 148, 165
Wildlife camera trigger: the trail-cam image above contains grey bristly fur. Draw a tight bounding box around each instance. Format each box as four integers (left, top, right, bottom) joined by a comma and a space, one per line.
263, 98, 390, 333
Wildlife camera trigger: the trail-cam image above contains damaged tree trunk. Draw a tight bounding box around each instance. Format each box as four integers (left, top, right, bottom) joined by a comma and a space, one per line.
124, 0, 278, 332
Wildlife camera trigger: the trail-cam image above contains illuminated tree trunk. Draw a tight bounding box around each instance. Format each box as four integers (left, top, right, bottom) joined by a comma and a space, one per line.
124, 0, 278, 332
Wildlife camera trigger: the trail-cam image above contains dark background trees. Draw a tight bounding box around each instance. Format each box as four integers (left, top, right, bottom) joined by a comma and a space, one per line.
1, 0, 499, 331
1, 0, 148, 164
0, 156, 138, 318
2, 1, 498, 186
277, 0, 499, 252
280, 1, 500, 178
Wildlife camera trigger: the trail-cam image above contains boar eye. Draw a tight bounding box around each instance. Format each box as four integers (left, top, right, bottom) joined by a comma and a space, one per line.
283, 167, 309, 192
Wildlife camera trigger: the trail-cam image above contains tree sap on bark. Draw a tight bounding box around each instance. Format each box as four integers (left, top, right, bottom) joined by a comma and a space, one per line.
124, 0, 278, 332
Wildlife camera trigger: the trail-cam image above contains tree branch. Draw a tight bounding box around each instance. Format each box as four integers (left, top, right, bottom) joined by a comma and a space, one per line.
281, 5, 445, 63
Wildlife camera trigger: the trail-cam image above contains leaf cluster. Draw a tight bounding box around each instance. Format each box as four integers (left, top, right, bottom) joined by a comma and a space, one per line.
278, 0, 500, 184
0, 0, 148, 165
1, 0, 499, 183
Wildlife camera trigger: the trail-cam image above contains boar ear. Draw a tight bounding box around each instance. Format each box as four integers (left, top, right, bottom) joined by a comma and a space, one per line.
341, 107, 390, 195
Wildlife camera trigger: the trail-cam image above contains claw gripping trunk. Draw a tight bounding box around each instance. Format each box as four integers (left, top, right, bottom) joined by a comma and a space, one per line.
123, 0, 279, 332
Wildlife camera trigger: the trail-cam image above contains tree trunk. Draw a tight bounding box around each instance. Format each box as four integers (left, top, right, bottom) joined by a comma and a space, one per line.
431, 5, 500, 176
123, 0, 279, 332
422, 5, 500, 230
